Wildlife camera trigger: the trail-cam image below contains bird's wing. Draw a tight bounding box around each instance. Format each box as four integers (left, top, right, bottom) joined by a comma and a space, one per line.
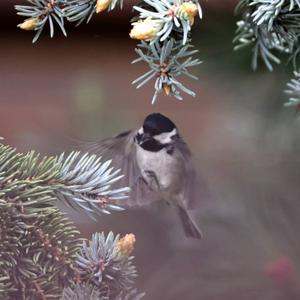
174, 135, 209, 210
83, 130, 159, 207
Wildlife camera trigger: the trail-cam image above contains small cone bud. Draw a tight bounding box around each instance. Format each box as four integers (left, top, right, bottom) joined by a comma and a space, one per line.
117, 234, 136, 256
130, 18, 163, 41
18, 18, 39, 31
163, 84, 171, 96
96, 0, 112, 13
177, 2, 198, 25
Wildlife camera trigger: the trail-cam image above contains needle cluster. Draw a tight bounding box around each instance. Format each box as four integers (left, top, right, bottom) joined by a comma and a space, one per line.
234, 0, 300, 71
15, 0, 123, 42
234, 0, 300, 110
130, 0, 203, 103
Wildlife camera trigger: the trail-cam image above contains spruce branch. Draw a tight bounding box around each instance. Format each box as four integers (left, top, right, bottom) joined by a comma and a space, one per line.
0, 140, 142, 299
63, 0, 98, 25
15, 0, 203, 103
284, 69, 300, 111
132, 38, 201, 103
55, 151, 129, 219
61, 284, 145, 300
0, 144, 129, 219
0, 202, 82, 299
234, 0, 300, 71
75, 232, 137, 297
130, 0, 203, 103
61, 233, 144, 300
15, 0, 124, 42
63, 0, 123, 26
234, 0, 300, 112
15, 0, 67, 43
130, 0, 202, 45
61, 284, 103, 300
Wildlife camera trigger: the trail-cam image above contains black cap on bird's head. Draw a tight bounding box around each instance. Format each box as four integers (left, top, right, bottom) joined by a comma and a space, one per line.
143, 113, 176, 136
136, 113, 178, 149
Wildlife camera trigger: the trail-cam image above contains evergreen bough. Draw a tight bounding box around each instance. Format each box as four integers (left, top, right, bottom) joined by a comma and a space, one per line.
0, 140, 144, 300
15, 0, 300, 109
15, 0, 203, 103
234, 0, 300, 110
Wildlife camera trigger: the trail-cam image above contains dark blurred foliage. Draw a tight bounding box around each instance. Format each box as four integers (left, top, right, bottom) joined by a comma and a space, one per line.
1, 1, 300, 299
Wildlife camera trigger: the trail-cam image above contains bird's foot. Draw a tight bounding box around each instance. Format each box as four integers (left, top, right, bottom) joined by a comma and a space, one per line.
144, 170, 161, 191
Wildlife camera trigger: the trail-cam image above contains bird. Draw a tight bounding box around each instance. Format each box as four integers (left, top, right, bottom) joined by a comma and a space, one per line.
86, 113, 207, 239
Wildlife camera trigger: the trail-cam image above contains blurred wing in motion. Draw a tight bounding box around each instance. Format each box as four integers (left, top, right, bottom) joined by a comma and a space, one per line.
82, 130, 158, 207
174, 135, 209, 210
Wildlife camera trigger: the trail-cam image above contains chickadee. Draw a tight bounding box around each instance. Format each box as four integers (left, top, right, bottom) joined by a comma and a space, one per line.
87, 113, 206, 239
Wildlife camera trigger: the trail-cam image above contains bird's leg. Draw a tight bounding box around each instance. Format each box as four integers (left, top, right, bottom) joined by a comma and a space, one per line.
130, 171, 161, 192
144, 170, 161, 191
131, 174, 148, 190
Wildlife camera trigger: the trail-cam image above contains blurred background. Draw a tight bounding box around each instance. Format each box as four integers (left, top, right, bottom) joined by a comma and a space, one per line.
1, 0, 300, 299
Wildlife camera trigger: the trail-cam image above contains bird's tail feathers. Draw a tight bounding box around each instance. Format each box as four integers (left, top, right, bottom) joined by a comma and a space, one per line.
177, 206, 202, 239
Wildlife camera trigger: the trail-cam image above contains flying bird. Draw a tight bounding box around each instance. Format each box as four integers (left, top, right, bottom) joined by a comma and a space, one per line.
87, 113, 207, 239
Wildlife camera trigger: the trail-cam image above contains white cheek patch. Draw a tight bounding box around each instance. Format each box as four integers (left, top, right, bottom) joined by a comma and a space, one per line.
154, 128, 177, 144
138, 127, 144, 135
